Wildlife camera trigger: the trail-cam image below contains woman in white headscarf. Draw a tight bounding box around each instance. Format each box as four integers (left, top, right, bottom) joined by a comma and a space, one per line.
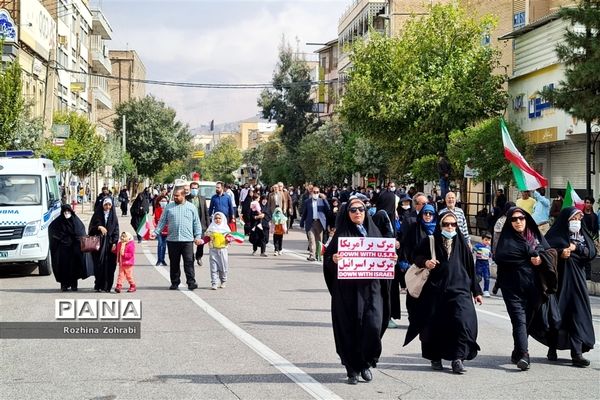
89, 197, 120, 292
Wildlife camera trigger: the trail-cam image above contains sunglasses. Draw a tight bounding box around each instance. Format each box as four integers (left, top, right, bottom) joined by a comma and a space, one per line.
313, 191, 320, 194
441, 222, 457, 227
422, 211, 435, 217
511, 216, 526, 222
349, 207, 365, 213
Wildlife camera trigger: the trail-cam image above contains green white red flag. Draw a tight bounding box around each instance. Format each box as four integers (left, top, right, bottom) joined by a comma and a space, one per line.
501, 118, 548, 191
561, 181, 585, 210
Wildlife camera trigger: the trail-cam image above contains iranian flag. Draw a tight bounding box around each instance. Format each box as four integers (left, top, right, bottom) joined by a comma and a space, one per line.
561, 181, 585, 211
137, 213, 154, 240
226, 232, 245, 244
501, 118, 548, 190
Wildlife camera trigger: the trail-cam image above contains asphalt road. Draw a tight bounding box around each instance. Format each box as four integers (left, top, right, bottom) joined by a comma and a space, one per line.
1, 210, 599, 400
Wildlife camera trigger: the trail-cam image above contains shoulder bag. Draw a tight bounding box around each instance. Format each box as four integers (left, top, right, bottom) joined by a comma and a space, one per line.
405, 235, 436, 299
80, 235, 101, 253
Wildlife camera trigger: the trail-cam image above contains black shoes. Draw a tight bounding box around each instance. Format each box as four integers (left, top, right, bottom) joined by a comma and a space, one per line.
188, 283, 198, 291
431, 360, 443, 370
517, 352, 530, 371
571, 353, 590, 368
360, 368, 372, 382
547, 348, 558, 361
347, 375, 358, 385
451, 360, 465, 374
510, 350, 520, 364
169, 284, 179, 290
60, 285, 69, 292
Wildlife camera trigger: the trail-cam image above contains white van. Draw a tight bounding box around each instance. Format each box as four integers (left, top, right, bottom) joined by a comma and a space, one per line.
0, 151, 61, 275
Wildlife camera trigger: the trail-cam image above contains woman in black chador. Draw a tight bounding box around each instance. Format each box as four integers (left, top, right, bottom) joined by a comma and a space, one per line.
48, 204, 93, 291
495, 207, 557, 371
404, 211, 483, 374
541, 207, 595, 367
323, 197, 395, 385
89, 197, 120, 292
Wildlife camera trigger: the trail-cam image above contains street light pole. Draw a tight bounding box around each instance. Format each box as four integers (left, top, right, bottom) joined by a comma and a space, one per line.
122, 114, 126, 152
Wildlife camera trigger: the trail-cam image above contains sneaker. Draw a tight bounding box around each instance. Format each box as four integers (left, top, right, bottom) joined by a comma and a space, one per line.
260, 253, 267, 257
219, 282, 226, 289
196, 259, 203, 266
431, 360, 443, 370
517, 352, 530, 371
127, 285, 136, 293
387, 319, 400, 329
483, 291, 491, 298
188, 283, 198, 291
273, 252, 278, 256
211, 284, 218, 290
451, 360, 465, 374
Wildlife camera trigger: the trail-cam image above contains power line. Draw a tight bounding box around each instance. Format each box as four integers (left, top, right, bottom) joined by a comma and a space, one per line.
50, 63, 339, 90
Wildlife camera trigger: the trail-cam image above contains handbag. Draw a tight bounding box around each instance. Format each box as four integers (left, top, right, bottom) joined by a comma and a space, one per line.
405, 235, 436, 299
80, 235, 101, 253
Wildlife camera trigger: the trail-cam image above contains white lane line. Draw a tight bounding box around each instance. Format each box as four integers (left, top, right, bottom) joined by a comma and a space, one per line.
143, 249, 342, 400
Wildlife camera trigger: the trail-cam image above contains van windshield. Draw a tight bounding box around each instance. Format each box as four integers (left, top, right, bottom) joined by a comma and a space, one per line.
0, 175, 42, 206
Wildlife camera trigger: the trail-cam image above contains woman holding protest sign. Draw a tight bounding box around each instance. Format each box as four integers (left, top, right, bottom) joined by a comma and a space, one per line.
403, 211, 483, 374
323, 196, 396, 385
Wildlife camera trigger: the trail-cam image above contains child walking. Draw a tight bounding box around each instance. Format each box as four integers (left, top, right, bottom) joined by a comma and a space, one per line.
473, 232, 492, 297
271, 207, 287, 256
114, 231, 136, 293
204, 212, 231, 290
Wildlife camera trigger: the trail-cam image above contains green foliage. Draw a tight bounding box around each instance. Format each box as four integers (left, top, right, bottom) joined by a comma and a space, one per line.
297, 119, 350, 185
115, 95, 192, 177
154, 159, 187, 184
0, 53, 26, 150
353, 135, 389, 179
46, 111, 105, 179
251, 134, 295, 185
341, 3, 507, 174
258, 37, 315, 159
105, 137, 136, 179
198, 137, 242, 183
411, 154, 439, 183
542, 0, 600, 123
447, 117, 528, 184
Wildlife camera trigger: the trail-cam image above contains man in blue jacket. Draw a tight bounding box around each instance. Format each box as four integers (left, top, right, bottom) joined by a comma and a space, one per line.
300, 185, 330, 261
209, 181, 235, 224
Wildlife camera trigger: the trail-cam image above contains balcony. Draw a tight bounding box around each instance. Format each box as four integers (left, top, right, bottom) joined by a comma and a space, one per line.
91, 75, 112, 110
91, 36, 112, 74
91, 9, 113, 40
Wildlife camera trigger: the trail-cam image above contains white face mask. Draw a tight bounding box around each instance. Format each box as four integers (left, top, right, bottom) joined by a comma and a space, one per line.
64, 212, 72, 219
401, 204, 410, 210
312, 194, 319, 200
159, 201, 168, 208
569, 220, 581, 233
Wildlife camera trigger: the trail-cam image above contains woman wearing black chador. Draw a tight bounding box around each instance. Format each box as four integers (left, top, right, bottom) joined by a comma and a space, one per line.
89, 197, 120, 292
540, 207, 596, 367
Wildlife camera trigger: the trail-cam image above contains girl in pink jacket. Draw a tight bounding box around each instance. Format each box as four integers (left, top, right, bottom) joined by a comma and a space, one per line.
114, 231, 136, 293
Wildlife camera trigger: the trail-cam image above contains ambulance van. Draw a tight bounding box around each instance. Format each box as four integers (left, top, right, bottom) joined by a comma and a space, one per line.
0, 151, 61, 275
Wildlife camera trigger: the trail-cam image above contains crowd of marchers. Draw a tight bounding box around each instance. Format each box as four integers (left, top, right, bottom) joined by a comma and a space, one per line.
47, 179, 596, 384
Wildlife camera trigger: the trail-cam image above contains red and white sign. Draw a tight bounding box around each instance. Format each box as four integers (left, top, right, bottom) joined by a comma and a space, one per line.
52, 138, 65, 146
337, 237, 396, 279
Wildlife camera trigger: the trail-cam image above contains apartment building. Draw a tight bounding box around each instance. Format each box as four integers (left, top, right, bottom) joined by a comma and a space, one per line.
314, 39, 339, 118
0, 0, 55, 126
89, 6, 112, 137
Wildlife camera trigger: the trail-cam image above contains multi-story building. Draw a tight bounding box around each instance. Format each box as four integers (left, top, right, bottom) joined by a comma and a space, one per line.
89, 6, 112, 137
314, 39, 339, 118
0, 0, 56, 127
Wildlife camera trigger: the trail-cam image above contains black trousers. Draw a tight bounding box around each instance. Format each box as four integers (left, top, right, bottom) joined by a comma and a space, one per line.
273, 234, 283, 251
502, 284, 540, 355
167, 241, 196, 286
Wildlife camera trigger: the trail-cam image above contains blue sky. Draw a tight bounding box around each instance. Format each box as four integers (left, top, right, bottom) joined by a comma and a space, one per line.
93, 0, 346, 128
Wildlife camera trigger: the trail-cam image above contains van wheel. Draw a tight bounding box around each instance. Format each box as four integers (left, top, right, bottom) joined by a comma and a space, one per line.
38, 252, 52, 276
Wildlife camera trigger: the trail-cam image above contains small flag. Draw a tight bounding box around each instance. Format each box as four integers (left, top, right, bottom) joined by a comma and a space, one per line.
501, 118, 548, 190
561, 181, 585, 211
226, 232, 245, 244
137, 213, 154, 240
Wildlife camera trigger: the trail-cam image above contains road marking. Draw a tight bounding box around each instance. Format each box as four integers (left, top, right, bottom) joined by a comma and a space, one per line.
476, 308, 511, 321
143, 249, 342, 400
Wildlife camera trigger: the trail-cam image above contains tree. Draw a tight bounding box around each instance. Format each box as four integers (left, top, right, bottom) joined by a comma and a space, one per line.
258, 38, 315, 157
542, 0, 600, 195
198, 137, 242, 183
114, 96, 192, 177
297, 119, 350, 185
0, 51, 25, 150
447, 117, 529, 185
341, 4, 507, 175
45, 111, 106, 180
105, 137, 136, 181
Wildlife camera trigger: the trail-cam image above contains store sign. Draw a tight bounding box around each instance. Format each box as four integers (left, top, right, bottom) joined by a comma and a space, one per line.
20, 0, 56, 60
0, 9, 17, 42
528, 84, 554, 119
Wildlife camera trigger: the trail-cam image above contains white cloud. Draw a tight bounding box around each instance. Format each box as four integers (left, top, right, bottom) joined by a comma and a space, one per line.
104, 1, 343, 127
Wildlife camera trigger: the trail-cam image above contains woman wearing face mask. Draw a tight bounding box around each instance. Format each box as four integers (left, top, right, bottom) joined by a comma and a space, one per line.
541, 207, 595, 367
48, 205, 93, 291
404, 204, 437, 264
89, 198, 120, 292
324, 197, 396, 384
495, 207, 557, 371
404, 211, 483, 374
153, 195, 169, 266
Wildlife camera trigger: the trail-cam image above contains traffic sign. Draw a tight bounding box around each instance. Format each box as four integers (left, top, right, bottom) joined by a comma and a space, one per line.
192, 150, 205, 159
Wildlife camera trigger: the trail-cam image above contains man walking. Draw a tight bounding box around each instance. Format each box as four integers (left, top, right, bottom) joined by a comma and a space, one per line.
532, 187, 551, 235
209, 181, 235, 223
154, 188, 203, 290
187, 181, 210, 266
439, 191, 471, 247
300, 185, 330, 261
376, 181, 399, 230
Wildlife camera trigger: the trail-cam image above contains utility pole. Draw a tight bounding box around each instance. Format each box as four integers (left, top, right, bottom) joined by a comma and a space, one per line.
122, 114, 126, 152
